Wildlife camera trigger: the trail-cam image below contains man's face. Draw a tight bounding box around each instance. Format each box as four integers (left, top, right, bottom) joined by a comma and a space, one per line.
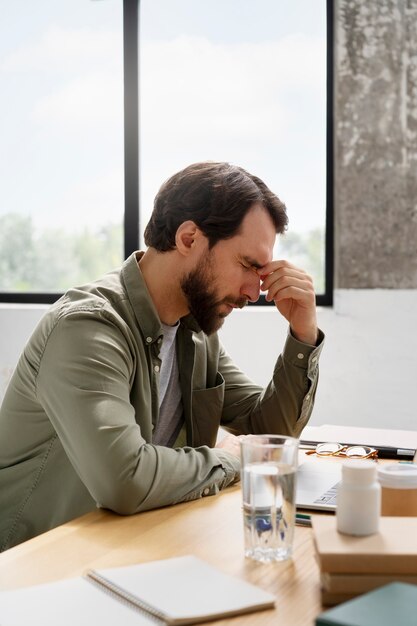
180, 252, 247, 335
180, 204, 276, 334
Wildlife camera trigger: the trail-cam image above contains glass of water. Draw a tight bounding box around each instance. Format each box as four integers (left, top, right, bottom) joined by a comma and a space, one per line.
240, 435, 299, 563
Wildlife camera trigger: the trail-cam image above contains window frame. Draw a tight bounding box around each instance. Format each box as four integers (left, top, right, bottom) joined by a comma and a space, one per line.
0, 0, 333, 306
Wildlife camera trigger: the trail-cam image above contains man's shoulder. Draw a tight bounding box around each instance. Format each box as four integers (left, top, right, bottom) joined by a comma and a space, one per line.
49, 266, 128, 320
26, 268, 133, 353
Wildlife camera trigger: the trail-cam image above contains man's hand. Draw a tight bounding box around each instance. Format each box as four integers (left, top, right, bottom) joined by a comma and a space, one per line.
215, 433, 248, 459
258, 260, 318, 346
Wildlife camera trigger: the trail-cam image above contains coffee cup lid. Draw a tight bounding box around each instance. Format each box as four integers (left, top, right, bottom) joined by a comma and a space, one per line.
378, 462, 417, 488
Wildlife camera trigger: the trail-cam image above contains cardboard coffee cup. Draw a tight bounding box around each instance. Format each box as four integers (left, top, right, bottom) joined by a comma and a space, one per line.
378, 463, 417, 516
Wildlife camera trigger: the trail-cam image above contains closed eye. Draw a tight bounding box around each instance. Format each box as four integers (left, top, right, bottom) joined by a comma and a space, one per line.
240, 262, 259, 274
238, 255, 263, 273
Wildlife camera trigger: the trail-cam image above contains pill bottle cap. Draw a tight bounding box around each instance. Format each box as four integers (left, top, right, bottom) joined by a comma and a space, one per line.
378, 463, 417, 489
341, 459, 377, 485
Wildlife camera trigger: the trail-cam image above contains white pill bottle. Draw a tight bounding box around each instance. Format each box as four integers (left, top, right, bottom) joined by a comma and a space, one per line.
336, 459, 381, 536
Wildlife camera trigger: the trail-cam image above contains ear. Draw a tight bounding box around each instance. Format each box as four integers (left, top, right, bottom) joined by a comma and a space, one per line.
175, 221, 206, 256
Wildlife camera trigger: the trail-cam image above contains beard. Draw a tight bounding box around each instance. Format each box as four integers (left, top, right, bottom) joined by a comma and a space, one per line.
180, 253, 248, 335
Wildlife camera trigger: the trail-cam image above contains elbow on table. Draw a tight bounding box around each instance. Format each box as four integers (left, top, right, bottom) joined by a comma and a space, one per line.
94, 478, 162, 516
97, 490, 148, 515
91, 445, 163, 515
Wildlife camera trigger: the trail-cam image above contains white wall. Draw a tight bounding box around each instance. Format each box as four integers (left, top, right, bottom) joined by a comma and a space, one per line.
0, 305, 47, 399
218, 290, 417, 431
1, 290, 416, 431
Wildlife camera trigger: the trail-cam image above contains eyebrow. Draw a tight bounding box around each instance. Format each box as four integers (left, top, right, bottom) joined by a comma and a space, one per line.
241, 255, 264, 270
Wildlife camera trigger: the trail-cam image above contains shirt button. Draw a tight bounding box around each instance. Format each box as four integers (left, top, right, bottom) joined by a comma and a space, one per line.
297, 353, 304, 360
146, 336, 152, 343
203, 488, 210, 496
154, 365, 160, 373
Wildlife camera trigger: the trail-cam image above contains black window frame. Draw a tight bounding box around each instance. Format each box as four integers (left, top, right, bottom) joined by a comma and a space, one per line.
0, 0, 333, 306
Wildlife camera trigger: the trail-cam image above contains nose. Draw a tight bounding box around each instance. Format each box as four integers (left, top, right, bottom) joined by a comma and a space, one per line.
241, 273, 261, 303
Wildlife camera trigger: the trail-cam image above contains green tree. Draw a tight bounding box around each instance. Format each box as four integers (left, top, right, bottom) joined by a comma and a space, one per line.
0, 214, 37, 290
0, 212, 324, 295
0, 213, 123, 293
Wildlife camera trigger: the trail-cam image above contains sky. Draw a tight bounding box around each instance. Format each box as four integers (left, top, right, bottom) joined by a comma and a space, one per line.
0, 0, 327, 243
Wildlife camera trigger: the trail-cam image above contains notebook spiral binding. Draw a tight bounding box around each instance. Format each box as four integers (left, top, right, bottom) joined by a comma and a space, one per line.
86, 570, 166, 625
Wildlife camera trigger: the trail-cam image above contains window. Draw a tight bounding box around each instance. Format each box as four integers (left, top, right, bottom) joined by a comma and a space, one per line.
0, 0, 124, 302
0, 0, 332, 305
139, 0, 333, 305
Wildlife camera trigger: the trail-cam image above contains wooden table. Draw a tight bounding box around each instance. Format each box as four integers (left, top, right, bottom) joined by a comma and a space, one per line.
0, 484, 322, 626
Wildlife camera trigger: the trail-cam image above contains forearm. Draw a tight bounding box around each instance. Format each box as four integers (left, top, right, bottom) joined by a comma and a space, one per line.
36, 317, 240, 515
220, 329, 324, 438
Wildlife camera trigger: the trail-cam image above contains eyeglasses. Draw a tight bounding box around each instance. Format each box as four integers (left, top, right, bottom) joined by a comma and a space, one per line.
306, 442, 378, 460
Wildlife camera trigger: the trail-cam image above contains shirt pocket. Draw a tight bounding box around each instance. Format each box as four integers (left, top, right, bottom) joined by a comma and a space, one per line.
191, 372, 225, 447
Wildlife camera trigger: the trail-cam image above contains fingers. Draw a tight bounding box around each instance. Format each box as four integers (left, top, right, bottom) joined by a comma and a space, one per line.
215, 434, 251, 458
257, 260, 318, 344
257, 260, 315, 304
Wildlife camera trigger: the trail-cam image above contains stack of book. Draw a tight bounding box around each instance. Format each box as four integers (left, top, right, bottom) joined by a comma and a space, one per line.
311, 515, 417, 606
315, 582, 417, 626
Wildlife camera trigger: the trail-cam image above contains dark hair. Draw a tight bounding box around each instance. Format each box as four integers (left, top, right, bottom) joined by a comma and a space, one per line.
144, 161, 288, 251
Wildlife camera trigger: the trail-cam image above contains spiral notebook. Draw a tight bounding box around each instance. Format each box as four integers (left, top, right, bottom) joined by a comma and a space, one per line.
0, 555, 275, 626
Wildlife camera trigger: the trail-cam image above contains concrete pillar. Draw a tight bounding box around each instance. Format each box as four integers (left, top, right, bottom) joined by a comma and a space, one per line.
335, 0, 417, 287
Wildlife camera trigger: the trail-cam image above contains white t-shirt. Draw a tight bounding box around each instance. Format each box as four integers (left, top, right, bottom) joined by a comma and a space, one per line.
152, 322, 183, 447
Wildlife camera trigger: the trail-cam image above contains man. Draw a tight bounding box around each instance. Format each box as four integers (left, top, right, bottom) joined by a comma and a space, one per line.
0, 162, 324, 551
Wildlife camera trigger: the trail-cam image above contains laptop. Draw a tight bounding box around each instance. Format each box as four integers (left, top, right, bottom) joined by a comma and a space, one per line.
295, 460, 341, 511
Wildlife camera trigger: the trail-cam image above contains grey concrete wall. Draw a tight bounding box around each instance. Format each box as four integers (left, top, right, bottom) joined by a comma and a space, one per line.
335, 0, 417, 288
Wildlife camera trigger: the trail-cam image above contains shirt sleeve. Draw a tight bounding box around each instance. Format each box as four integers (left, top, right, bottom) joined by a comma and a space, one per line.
219, 328, 325, 438
35, 312, 240, 515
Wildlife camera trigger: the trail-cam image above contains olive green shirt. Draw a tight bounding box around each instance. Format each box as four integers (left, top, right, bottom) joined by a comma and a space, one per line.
0, 252, 323, 551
